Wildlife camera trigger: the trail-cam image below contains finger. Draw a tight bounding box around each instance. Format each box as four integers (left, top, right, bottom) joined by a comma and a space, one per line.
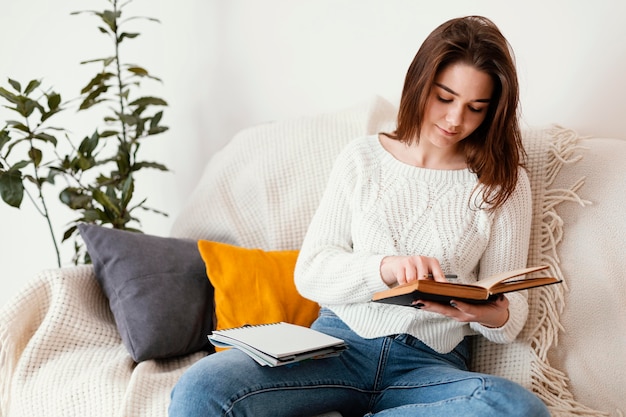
430, 264, 447, 282
411, 256, 430, 281
404, 265, 417, 283
449, 299, 471, 313
416, 265, 430, 281
416, 300, 462, 318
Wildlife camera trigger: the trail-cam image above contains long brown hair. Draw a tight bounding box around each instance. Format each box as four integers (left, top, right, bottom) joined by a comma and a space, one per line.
383, 16, 524, 210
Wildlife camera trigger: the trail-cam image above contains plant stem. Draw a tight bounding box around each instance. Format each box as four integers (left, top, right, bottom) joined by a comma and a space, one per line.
39, 187, 62, 267
29, 145, 62, 267
25, 115, 62, 267
113, 0, 128, 146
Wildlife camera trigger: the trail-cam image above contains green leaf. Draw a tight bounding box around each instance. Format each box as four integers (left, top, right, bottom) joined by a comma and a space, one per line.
42, 169, 61, 185
47, 92, 61, 110
81, 208, 105, 222
62, 225, 78, 242
59, 187, 92, 210
78, 132, 100, 156
0, 87, 19, 104
100, 10, 120, 33
138, 204, 168, 217
121, 175, 134, 207
77, 155, 96, 171
24, 80, 41, 95
127, 66, 148, 76
34, 132, 58, 146
147, 126, 168, 135
80, 57, 115, 66
17, 98, 37, 118
40, 107, 62, 123
99, 130, 118, 138
93, 188, 121, 216
79, 85, 110, 110
9, 160, 30, 171
133, 161, 168, 171
0, 170, 24, 207
80, 72, 114, 95
119, 113, 138, 126
28, 147, 43, 167
150, 110, 163, 127
119, 32, 140, 42
23, 174, 37, 186
0, 130, 10, 150
6, 120, 30, 133
8, 79, 21, 93
129, 96, 167, 107
125, 15, 161, 25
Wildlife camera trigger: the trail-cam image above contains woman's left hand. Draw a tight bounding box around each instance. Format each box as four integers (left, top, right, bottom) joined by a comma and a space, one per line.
415, 295, 510, 328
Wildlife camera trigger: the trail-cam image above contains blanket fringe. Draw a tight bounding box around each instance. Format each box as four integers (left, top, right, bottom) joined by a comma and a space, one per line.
527, 126, 607, 416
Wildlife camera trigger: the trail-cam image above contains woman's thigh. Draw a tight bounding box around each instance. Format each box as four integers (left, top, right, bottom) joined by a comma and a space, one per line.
371, 335, 549, 417
170, 311, 380, 417
374, 371, 549, 417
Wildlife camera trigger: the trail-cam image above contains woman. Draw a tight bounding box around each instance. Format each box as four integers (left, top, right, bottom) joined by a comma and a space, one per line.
169, 16, 550, 417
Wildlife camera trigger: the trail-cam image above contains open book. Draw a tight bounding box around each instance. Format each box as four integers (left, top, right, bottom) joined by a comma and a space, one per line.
372, 265, 561, 305
208, 322, 347, 367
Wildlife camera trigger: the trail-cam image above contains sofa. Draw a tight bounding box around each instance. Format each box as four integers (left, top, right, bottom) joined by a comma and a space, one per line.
1, 96, 624, 417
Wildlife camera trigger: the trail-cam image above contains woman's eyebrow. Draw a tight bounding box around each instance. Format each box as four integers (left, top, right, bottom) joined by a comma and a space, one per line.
434, 82, 491, 103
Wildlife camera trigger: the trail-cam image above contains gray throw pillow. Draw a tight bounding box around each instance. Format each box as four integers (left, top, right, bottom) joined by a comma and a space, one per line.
79, 223, 214, 362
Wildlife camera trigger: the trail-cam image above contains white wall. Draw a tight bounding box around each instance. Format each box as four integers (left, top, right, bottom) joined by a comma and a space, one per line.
2, 0, 625, 308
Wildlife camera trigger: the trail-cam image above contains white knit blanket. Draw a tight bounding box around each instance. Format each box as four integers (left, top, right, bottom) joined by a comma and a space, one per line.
0, 96, 613, 416
0, 266, 206, 417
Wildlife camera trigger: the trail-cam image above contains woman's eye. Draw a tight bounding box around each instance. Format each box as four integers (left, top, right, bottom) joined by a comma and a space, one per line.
468, 106, 485, 113
437, 96, 452, 103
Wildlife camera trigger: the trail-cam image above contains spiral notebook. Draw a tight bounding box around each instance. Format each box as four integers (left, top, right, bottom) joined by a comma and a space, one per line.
208, 322, 348, 367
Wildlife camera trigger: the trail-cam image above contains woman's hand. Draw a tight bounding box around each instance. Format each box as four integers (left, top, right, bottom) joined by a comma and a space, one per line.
379, 255, 510, 328
380, 255, 448, 286
415, 295, 510, 328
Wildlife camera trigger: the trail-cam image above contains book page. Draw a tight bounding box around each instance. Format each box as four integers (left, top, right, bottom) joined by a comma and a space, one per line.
473, 265, 550, 289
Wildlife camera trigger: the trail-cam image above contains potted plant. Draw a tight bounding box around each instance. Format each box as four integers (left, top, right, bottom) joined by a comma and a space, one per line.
0, 0, 169, 265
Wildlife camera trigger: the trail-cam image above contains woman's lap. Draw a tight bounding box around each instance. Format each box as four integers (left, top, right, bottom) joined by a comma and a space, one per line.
169, 310, 549, 417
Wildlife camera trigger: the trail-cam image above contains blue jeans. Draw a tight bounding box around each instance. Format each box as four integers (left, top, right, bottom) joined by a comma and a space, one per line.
169, 309, 549, 417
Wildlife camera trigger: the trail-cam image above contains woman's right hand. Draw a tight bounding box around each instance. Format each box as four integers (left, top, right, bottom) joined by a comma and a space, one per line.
379, 255, 447, 286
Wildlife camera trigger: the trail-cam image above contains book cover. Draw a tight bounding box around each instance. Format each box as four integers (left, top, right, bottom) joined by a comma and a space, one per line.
209, 322, 347, 367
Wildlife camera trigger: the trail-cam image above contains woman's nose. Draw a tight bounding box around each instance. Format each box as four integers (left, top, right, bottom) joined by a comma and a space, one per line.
445, 104, 463, 127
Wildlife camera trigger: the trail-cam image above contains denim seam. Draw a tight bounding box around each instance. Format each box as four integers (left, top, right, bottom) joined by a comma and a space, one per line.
225, 383, 374, 416
368, 336, 393, 410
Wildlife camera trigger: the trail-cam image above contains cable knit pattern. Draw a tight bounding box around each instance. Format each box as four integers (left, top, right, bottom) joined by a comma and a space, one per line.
295, 135, 532, 353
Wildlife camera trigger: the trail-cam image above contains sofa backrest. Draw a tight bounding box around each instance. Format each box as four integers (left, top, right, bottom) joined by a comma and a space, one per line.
171, 96, 397, 249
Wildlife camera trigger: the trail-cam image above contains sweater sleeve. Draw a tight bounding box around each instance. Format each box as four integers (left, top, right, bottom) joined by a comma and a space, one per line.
469, 168, 533, 343
295, 141, 389, 305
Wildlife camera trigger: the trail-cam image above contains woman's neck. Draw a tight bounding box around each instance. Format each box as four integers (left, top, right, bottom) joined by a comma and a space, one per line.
378, 134, 466, 170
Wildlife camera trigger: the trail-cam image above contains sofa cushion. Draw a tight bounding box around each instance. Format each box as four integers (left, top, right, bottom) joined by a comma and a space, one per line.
79, 224, 214, 362
197, 240, 320, 333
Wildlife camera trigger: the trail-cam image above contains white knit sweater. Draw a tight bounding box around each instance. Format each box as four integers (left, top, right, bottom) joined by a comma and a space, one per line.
295, 135, 532, 353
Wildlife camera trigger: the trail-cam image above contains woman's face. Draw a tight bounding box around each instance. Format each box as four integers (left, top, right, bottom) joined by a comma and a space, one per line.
421, 62, 494, 151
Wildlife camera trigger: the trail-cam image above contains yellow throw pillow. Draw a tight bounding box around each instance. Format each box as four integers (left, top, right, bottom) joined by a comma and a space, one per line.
197, 240, 320, 332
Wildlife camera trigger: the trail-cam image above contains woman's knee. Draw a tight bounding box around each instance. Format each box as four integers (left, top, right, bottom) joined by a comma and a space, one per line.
169, 351, 252, 416
481, 376, 549, 417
